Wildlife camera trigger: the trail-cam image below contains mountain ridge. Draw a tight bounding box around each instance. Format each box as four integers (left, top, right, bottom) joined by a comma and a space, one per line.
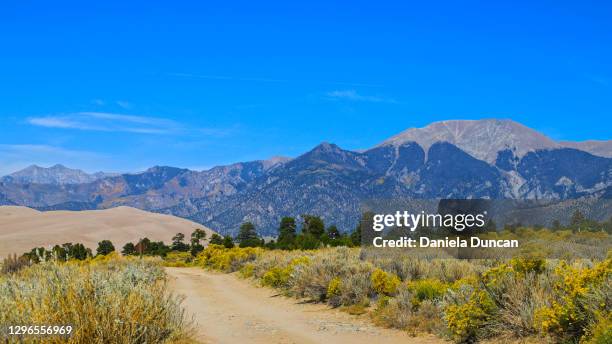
1, 119, 610, 235
2, 164, 118, 185
379, 119, 611, 162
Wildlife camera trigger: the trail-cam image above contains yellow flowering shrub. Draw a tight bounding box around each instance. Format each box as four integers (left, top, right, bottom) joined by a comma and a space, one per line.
481, 256, 545, 288
481, 263, 514, 288
239, 263, 255, 278
450, 275, 479, 290
327, 277, 342, 298
162, 251, 193, 267
196, 244, 262, 272
535, 257, 611, 342
89, 251, 121, 264
261, 256, 310, 288
584, 314, 612, 344
509, 256, 546, 274
371, 268, 401, 296
262, 267, 289, 287
444, 287, 497, 342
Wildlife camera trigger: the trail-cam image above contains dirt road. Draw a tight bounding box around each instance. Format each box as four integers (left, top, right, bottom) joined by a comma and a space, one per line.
166, 267, 443, 344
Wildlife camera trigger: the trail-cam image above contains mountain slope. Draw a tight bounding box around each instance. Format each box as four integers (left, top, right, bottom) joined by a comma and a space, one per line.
183, 142, 507, 235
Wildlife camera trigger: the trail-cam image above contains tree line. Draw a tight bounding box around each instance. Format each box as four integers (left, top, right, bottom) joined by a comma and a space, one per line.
16, 214, 362, 264
12, 209, 611, 265
123, 214, 363, 254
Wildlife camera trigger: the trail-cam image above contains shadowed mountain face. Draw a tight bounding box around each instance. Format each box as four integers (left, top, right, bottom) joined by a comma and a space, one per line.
0, 192, 14, 206
1, 120, 610, 235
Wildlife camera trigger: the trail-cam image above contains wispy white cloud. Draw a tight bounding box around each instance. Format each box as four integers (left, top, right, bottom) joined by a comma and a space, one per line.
27, 112, 235, 138
325, 90, 397, 103
28, 117, 89, 129
27, 112, 182, 135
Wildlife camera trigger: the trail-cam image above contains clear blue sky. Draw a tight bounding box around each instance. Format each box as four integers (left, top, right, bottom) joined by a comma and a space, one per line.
0, 1, 610, 175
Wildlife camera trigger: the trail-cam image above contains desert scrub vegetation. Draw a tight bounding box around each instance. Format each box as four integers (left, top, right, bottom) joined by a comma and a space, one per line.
533, 258, 612, 343
1, 253, 31, 274
196, 244, 263, 272
163, 251, 195, 267
0, 254, 194, 344
441, 256, 612, 343
195, 242, 611, 343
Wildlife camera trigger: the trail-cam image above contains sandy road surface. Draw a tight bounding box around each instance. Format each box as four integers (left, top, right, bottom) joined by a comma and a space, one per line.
166, 267, 443, 344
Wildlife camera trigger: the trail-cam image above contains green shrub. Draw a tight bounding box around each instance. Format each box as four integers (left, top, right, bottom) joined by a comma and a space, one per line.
407, 279, 448, 305
373, 287, 445, 335
585, 315, 612, 344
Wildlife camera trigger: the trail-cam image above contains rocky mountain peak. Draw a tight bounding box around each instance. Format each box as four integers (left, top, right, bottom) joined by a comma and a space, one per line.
311, 141, 340, 152
3, 164, 105, 185
379, 119, 560, 163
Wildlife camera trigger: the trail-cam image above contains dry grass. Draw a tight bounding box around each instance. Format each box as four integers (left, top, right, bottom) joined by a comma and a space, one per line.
1, 253, 30, 274
0, 254, 194, 343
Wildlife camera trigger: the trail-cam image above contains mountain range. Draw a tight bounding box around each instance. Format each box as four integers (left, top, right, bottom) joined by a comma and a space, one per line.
1, 164, 117, 185
1, 119, 610, 236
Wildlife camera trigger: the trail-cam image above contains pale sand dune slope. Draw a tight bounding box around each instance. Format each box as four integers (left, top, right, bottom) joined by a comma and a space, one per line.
0, 206, 216, 258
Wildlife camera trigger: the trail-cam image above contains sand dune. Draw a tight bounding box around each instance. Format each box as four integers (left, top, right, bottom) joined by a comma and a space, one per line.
0, 206, 216, 258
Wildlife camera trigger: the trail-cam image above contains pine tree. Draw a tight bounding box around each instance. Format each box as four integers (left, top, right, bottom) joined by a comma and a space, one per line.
350, 224, 362, 246
302, 215, 325, 238
190, 228, 207, 256
277, 217, 296, 248
122, 242, 136, 255
96, 240, 115, 256
237, 222, 260, 247
171, 232, 189, 251
209, 233, 224, 245
222, 235, 235, 248
571, 210, 586, 232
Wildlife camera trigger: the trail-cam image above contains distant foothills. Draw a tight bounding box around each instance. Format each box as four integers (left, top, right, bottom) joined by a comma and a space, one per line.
1, 119, 611, 236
